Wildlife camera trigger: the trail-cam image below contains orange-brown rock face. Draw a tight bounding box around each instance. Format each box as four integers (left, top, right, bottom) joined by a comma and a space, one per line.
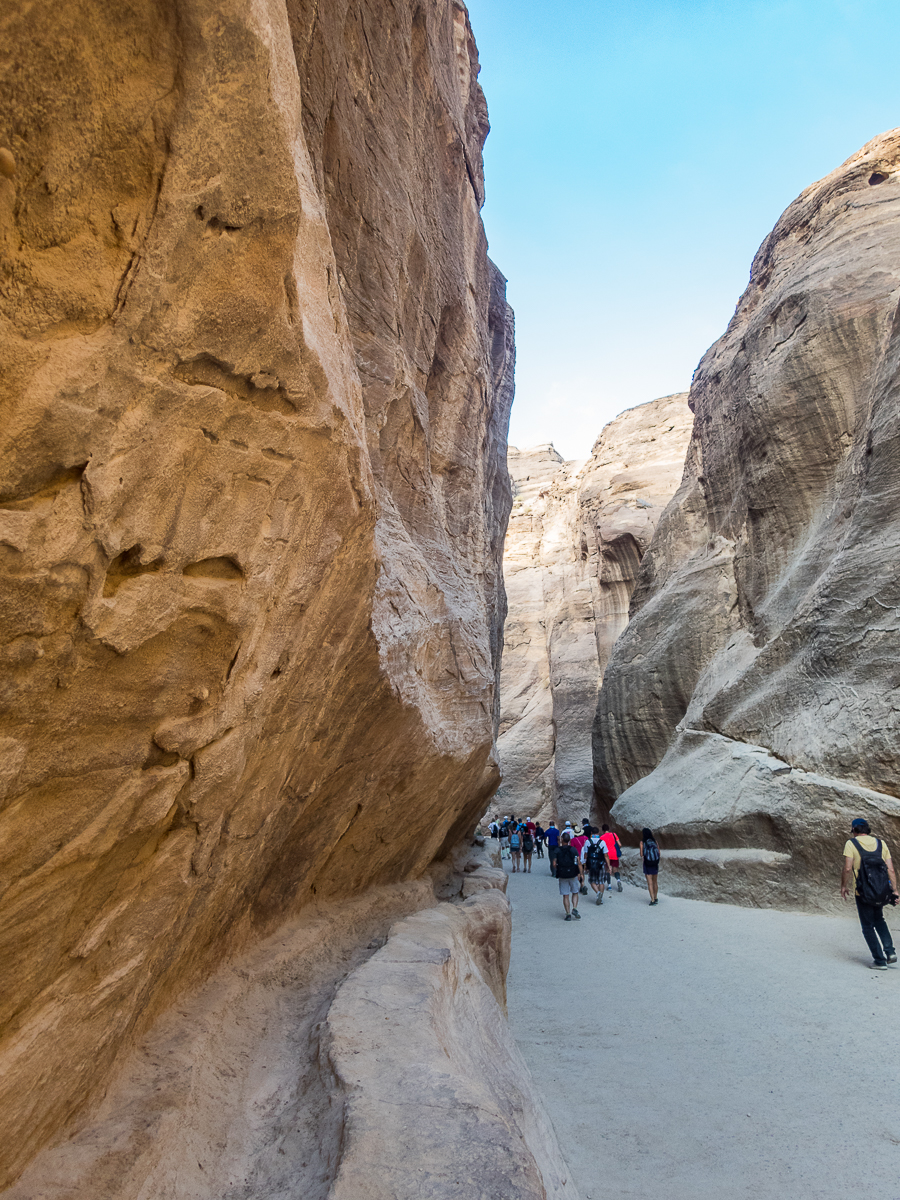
594, 131, 900, 908
0, 0, 513, 1182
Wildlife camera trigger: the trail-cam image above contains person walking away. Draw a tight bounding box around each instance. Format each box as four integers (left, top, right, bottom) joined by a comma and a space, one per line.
509, 823, 522, 872
571, 827, 589, 859
499, 817, 511, 860
489, 818, 500, 843
600, 824, 623, 891
521, 825, 534, 872
555, 832, 583, 920
583, 828, 610, 905
534, 823, 545, 859
570, 827, 589, 893
640, 827, 661, 905
840, 817, 899, 969
526, 816, 537, 837
545, 822, 560, 874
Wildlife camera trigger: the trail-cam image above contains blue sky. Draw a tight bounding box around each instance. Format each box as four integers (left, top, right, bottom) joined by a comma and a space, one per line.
465, 0, 900, 458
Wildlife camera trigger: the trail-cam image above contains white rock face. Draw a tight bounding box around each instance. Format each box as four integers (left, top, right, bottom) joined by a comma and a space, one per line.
595, 130, 900, 908
494, 396, 693, 825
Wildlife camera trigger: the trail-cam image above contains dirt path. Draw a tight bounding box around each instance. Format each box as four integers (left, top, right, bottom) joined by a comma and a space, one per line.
503, 860, 900, 1200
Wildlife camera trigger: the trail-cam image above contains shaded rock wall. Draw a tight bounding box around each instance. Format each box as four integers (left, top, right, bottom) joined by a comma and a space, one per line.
7, 851, 579, 1200
0, 0, 513, 1182
495, 396, 692, 825
594, 131, 900, 909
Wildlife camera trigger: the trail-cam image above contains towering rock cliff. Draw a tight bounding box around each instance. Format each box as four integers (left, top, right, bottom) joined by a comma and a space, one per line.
495, 395, 692, 824
0, 0, 514, 1184
594, 130, 900, 909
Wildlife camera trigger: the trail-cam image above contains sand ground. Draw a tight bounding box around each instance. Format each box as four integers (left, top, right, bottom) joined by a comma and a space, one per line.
503, 858, 900, 1200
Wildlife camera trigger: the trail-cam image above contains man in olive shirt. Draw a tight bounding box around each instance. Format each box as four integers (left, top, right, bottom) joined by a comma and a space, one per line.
840, 817, 899, 970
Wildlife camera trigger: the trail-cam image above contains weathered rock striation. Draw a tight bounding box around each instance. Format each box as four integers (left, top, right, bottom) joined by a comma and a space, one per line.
495, 396, 692, 825
594, 130, 900, 909
0, 0, 514, 1183
6, 851, 579, 1200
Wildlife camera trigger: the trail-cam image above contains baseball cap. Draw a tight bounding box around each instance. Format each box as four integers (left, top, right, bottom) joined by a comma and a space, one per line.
850, 818, 868, 830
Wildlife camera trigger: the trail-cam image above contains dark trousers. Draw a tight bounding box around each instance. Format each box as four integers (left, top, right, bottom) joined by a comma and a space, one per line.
548, 846, 559, 871
535, 841, 544, 858
856, 897, 895, 964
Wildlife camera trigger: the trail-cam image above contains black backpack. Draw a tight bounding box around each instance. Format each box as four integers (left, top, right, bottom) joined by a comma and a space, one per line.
556, 846, 579, 878
644, 840, 660, 863
522, 833, 534, 853
585, 841, 605, 872
852, 838, 894, 906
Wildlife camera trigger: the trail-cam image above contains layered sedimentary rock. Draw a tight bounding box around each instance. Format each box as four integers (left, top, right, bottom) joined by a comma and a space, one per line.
0, 0, 514, 1183
7, 851, 578, 1200
495, 396, 692, 824
595, 131, 900, 909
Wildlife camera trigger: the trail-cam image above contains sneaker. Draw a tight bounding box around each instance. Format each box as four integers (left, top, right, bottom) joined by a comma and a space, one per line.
887, 952, 897, 965
869, 961, 888, 970
564, 913, 572, 921
572, 909, 581, 919
595, 895, 602, 905
617, 881, 623, 892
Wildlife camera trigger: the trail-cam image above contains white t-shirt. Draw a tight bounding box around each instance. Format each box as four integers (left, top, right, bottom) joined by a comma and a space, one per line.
581, 837, 606, 865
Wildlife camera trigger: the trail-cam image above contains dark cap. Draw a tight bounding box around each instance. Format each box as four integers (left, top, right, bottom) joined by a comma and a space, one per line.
851, 818, 869, 830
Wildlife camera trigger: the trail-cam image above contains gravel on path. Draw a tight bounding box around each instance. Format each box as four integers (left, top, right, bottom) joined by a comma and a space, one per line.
503, 863, 900, 1200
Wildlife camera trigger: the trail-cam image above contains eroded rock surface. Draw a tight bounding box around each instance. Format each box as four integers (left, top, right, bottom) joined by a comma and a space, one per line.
7, 850, 576, 1200
595, 130, 900, 908
0, 0, 513, 1182
495, 396, 692, 824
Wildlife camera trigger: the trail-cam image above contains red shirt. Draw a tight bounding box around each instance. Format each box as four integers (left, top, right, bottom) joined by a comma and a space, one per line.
570, 834, 588, 856
600, 831, 621, 860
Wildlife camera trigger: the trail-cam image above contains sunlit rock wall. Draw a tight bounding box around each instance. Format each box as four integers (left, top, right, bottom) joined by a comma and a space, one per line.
0, 0, 513, 1182
494, 396, 692, 825
594, 131, 900, 909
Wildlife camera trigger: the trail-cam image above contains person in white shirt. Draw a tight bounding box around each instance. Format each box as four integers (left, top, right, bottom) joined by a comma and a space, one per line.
581, 828, 610, 905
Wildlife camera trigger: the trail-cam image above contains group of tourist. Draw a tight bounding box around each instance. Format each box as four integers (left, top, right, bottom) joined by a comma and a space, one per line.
490, 812, 900, 968
488, 815, 662, 917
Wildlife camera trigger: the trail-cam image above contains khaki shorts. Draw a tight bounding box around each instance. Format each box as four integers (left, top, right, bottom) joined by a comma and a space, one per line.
558, 877, 581, 895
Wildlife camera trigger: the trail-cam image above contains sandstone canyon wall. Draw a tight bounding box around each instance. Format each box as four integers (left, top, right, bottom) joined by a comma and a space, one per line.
495, 395, 692, 825
0, 0, 516, 1184
594, 131, 900, 910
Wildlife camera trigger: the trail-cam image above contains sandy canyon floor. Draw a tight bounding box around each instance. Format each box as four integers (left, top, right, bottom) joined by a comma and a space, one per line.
504, 861, 900, 1199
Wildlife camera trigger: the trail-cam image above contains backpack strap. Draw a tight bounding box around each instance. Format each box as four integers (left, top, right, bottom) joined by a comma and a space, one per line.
852, 837, 879, 859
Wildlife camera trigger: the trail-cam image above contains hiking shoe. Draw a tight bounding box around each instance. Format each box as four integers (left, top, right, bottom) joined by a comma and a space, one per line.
887, 952, 897, 965
869, 961, 888, 970
572, 909, 581, 919
564, 913, 572, 921
617, 881, 623, 892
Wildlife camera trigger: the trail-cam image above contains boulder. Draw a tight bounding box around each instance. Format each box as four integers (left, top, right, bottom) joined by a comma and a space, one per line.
595, 130, 900, 908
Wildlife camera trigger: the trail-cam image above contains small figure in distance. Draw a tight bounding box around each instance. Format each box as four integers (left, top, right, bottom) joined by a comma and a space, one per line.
570, 825, 589, 895
600, 824, 624, 892
499, 816, 511, 859
521, 823, 534, 872
534, 821, 546, 859
555, 831, 583, 920
640, 827, 661, 905
840, 817, 899, 969
583, 826, 610, 905
545, 820, 560, 875
509, 822, 522, 872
